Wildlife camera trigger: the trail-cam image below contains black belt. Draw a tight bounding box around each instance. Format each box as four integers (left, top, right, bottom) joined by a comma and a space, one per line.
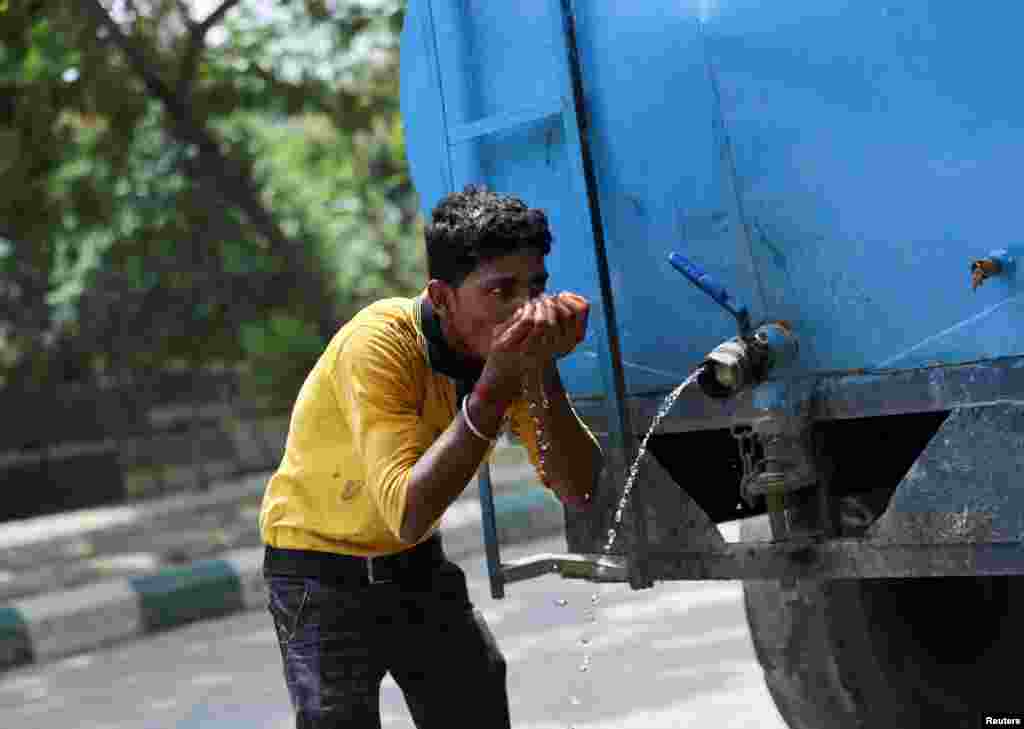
263, 533, 445, 586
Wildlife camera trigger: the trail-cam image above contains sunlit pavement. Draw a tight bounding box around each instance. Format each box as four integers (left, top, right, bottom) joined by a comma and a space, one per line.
0, 532, 786, 729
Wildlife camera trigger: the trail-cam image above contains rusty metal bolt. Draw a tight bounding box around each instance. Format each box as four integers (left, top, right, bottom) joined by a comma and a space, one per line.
970, 258, 1003, 291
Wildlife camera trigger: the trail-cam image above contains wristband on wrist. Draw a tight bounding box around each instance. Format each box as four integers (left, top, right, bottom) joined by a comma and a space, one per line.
472, 380, 511, 413
462, 395, 498, 443
559, 490, 592, 509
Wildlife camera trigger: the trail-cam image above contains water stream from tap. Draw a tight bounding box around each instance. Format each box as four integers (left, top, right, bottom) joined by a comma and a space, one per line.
525, 363, 707, 727
602, 364, 706, 555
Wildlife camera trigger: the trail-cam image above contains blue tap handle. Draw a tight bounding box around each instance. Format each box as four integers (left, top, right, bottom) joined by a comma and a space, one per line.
669, 252, 731, 307
668, 252, 751, 335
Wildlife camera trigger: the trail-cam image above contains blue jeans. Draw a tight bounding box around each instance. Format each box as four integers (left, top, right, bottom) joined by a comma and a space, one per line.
266, 559, 511, 728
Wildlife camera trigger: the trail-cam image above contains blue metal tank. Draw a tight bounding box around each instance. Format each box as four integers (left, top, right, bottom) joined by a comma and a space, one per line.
400, 0, 1024, 399
400, 7, 1024, 726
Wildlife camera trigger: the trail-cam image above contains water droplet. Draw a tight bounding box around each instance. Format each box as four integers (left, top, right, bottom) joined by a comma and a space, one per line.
578, 663, 590, 673
570, 695, 582, 706
555, 598, 569, 607
591, 593, 601, 605
579, 637, 590, 647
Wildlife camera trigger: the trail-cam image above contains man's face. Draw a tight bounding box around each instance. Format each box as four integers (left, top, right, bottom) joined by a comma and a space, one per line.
442, 250, 549, 361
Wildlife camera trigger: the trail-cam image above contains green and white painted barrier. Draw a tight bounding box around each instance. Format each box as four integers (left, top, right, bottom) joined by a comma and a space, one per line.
0, 480, 564, 672
0, 550, 260, 672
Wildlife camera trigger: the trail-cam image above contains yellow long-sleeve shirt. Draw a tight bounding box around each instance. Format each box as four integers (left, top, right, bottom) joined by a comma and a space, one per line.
258, 292, 593, 557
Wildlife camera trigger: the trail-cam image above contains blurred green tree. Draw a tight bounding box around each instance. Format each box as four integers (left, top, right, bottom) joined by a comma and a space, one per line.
0, 0, 423, 404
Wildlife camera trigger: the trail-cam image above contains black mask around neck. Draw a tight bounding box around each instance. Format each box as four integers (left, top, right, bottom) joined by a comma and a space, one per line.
419, 296, 484, 402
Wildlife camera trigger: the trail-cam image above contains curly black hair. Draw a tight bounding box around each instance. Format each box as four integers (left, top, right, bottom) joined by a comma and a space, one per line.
425, 185, 553, 286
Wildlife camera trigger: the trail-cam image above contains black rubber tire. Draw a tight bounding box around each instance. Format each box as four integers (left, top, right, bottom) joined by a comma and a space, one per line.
740, 518, 1024, 729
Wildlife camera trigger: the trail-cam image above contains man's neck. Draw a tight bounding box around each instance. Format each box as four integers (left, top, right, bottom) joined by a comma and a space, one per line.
420, 296, 484, 385
438, 317, 482, 367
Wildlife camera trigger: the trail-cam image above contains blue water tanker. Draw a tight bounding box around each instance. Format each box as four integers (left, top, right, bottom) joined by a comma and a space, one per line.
400, 2, 1024, 725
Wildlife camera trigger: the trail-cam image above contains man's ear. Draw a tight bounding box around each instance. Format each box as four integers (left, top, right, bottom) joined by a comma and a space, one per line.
427, 279, 454, 316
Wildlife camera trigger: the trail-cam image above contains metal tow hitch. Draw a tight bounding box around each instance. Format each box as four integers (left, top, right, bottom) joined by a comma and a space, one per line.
500, 552, 631, 584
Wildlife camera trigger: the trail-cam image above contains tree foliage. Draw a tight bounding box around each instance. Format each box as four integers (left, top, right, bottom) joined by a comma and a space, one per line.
0, 0, 423, 402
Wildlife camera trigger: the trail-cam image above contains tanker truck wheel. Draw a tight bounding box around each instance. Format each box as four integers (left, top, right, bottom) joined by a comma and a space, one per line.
740, 517, 1023, 729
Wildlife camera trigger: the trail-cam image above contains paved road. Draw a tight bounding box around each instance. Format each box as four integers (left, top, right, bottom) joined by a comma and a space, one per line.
0, 535, 787, 729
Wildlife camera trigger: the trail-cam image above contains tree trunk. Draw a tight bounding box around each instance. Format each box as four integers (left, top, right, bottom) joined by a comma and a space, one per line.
79, 0, 339, 342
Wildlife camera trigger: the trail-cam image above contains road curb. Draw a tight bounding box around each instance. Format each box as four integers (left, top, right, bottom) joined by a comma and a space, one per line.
0, 486, 565, 673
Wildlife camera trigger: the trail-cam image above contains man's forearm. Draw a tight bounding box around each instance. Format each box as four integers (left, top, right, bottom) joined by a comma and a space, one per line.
530, 361, 603, 505
400, 394, 505, 543
400, 362, 601, 543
